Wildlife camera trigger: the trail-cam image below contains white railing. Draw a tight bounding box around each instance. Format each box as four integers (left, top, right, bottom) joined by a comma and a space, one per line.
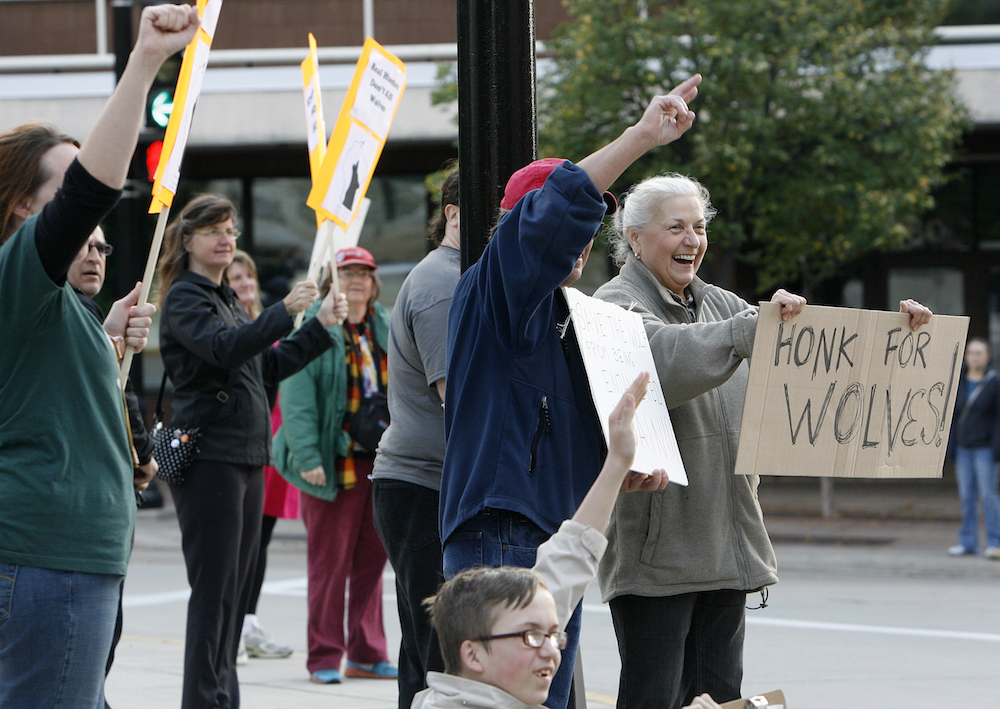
2, 21, 998, 75
0, 41, 553, 74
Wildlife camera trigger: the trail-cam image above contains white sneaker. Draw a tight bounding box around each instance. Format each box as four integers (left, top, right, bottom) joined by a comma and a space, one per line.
948, 544, 975, 557
236, 636, 249, 665
245, 626, 293, 659
984, 546, 1000, 560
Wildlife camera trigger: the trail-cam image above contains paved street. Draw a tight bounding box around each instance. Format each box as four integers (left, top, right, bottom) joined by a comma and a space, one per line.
106, 483, 1000, 709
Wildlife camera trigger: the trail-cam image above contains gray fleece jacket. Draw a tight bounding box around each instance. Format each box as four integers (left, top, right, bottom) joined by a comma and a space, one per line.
593, 256, 777, 600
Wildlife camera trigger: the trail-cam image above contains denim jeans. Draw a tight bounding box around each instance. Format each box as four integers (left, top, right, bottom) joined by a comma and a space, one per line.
442, 508, 583, 709
372, 479, 445, 709
0, 563, 122, 709
955, 446, 1000, 551
610, 590, 746, 709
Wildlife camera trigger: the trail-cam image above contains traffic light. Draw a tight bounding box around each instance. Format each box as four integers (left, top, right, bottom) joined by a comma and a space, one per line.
145, 140, 164, 182
145, 51, 183, 131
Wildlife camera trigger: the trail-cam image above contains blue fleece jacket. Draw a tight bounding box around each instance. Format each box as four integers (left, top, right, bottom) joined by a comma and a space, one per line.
441, 161, 608, 541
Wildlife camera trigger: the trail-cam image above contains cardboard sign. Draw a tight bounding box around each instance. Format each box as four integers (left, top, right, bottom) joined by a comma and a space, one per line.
563, 288, 687, 485
720, 689, 786, 709
149, 0, 223, 213
735, 303, 968, 479
306, 38, 405, 230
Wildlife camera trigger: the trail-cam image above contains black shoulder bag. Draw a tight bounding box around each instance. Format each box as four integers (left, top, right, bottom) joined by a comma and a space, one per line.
150, 371, 233, 485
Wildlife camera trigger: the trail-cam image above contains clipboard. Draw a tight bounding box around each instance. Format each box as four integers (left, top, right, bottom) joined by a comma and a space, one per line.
720, 689, 786, 709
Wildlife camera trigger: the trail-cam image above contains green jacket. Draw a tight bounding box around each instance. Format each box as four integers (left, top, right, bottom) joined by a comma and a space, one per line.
273, 300, 390, 500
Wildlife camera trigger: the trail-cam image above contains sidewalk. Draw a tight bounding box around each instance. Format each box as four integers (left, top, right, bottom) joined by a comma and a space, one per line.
107, 474, 982, 709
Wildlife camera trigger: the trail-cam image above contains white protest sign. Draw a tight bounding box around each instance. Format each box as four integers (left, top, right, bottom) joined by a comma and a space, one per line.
735, 303, 969, 478
564, 287, 687, 485
350, 50, 406, 139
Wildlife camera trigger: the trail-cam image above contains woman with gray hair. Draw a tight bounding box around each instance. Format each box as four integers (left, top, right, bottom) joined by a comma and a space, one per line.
594, 172, 930, 709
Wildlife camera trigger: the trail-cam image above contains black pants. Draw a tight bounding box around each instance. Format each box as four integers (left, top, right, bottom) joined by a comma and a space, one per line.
371, 479, 445, 709
246, 515, 277, 615
610, 590, 746, 709
171, 460, 264, 709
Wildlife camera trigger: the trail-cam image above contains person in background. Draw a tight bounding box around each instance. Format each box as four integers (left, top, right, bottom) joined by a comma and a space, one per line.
440, 77, 698, 709
68, 225, 157, 494
0, 6, 197, 707
274, 246, 396, 684
157, 195, 347, 709
226, 250, 299, 661
947, 336, 1000, 559
371, 164, 459, 708
596, 171, 930, 709
66, 225, 159, 703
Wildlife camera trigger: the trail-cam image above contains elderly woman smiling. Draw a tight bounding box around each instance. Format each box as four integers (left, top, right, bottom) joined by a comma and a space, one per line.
593, 172, 931, 709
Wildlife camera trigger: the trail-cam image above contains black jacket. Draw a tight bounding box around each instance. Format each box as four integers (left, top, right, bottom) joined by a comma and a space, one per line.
74, 288, 154, 466
159, 270, 333, 466
950, 369, 1000, 461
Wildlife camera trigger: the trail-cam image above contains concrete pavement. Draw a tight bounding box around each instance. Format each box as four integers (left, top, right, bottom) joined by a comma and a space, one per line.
104, 475, 999, 709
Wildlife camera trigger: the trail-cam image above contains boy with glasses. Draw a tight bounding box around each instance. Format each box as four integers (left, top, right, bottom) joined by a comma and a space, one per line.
417, 376, 716, 709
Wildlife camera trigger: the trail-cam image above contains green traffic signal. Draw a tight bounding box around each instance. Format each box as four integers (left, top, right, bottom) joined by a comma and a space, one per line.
150, 90, 174, 128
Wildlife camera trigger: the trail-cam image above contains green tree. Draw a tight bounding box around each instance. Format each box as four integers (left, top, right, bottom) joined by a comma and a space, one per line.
541, 0, 970, 296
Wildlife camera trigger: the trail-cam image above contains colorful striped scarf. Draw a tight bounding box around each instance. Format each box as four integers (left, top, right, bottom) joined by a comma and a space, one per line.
337, 311, 387, 489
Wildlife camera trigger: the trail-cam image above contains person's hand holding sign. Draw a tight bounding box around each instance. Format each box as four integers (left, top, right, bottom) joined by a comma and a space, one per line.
899, 298, 933, 330
770, 288, 807, 322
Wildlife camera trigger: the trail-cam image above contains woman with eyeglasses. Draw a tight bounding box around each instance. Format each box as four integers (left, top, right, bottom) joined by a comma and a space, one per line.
156, 194, 347, 709
273, 246, 396, 684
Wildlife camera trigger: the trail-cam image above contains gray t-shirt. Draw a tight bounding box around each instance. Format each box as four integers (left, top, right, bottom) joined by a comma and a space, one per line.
372, 245, 461, 489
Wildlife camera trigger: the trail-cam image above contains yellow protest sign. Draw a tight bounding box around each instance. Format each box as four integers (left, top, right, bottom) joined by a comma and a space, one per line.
306, 38, 406, 230
302, 33, 327, 183
149, 0, 224, 214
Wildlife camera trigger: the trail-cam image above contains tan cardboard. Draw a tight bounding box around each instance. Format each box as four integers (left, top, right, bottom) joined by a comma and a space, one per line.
735, 303, 968, 479
720, 689, 786, 708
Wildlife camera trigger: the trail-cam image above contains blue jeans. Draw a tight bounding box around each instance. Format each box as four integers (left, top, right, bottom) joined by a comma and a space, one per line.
955, 446, 1000, 551
442, 508, 582, 709
0, 563, 122, 709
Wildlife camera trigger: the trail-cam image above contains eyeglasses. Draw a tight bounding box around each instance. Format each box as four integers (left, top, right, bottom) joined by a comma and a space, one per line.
194, 228, 241, 240
338, 268, 373, 280
475, 629, 568, 650
87, 242, 113, 256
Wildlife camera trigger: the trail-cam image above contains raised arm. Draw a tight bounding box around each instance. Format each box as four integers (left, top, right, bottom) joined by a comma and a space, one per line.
77, 4, 199, 188
576, 75, 700, 194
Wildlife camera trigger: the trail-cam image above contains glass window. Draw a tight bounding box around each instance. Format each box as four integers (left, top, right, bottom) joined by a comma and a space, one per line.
251, 175, 429, 306
887, 268, 964, 317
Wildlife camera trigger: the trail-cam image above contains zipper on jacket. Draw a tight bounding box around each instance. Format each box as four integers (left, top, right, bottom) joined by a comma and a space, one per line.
528, 396, 551, 475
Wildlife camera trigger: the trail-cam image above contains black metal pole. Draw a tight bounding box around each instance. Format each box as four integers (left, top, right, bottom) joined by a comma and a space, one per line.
112, 0, 132, 82
111, 0, 147, 395
456, 0, 536, 272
